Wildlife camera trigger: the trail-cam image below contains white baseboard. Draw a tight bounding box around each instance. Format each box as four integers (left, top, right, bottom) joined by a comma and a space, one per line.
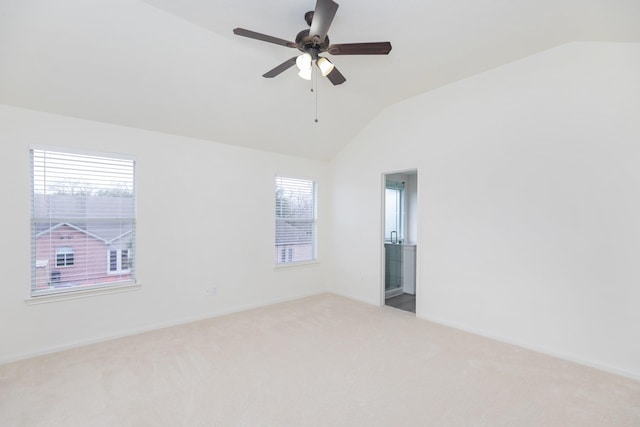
417, 312, 640, 382
328, 289, 381, 307
0, 290, 326, 366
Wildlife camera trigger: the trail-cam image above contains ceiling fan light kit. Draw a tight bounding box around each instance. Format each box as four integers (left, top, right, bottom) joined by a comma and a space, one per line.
298, 67, 313, 81
233, 0, 392, 86
296, 53, 312, 70
317, 57, 334, 76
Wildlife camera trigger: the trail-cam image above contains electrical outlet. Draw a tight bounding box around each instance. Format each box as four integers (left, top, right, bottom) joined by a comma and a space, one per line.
204, 287, 216, 296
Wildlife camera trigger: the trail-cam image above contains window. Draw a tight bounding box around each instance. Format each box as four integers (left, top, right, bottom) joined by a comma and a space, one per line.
31, 148, 136, 297
108, 249, 131, 274
55, 247, 74, 267
275, 176, 317, 265
385, 180, 404, 243
109, 250, 118, 272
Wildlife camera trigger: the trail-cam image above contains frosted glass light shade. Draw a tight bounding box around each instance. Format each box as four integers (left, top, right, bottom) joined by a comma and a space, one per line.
317, 57, 334, 76
296, 53, 312, 71
298, 67, 312, 80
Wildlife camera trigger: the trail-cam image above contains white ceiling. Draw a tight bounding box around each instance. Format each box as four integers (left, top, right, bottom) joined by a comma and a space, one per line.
1, 0, 639, 160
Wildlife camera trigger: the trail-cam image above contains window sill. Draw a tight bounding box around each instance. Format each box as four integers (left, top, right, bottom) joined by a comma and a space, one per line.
107, 270, 131, 275
274, 260, 320, 270
25, 282, 140, 305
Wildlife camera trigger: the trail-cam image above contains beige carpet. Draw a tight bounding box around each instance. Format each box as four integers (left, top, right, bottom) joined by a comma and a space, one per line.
1, 293, 639, 426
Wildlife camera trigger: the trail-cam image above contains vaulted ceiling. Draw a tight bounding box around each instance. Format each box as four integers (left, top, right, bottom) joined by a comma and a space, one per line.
1, 0, 639, 160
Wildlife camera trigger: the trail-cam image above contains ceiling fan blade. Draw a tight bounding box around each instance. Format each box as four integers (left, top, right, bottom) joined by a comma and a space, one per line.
233, 28, 297, 48
325, 66, 346, 85
263, 57, 298, 78
309, 0, 339, 44
328, 42, 392, 55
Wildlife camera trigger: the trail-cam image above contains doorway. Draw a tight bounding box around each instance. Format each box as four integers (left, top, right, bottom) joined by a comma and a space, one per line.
382, 170, 418, 313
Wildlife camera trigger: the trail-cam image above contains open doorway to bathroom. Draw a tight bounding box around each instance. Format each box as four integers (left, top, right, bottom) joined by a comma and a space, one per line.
382, 170, 418, 313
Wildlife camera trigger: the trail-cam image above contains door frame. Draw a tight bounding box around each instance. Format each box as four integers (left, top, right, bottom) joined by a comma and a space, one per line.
380, 168, 419, 309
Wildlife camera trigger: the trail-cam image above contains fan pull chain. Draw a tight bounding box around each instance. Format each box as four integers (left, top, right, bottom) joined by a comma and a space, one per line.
313, 64, 319, 123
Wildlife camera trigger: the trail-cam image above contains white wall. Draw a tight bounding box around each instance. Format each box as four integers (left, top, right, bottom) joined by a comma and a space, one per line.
3, 41, 639, 380
405, 173, 418, 246
0, 105, 329, 363
329, 42, 640, 379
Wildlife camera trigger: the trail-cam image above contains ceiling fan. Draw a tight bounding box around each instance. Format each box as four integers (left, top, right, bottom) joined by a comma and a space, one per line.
233, 0, 392, 85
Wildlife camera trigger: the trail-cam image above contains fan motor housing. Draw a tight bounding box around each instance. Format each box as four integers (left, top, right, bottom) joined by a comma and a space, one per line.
295, 29, 330, 56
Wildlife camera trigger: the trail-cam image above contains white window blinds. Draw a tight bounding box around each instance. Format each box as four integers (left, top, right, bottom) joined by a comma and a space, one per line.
30, 148, 136, 297
275, 176, 317, 265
